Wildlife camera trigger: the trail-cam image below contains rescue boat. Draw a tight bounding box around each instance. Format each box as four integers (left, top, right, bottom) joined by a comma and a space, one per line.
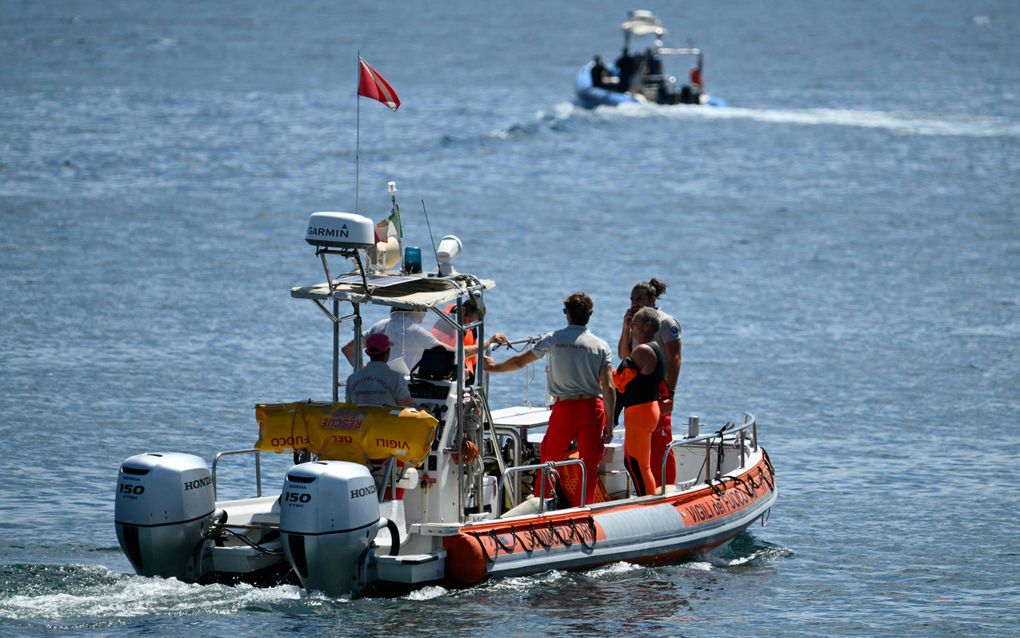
576, 9, 727, 109
114, 199, 776, 597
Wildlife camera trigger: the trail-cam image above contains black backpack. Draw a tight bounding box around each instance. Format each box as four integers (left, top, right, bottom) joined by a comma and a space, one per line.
411, 346, 456, 381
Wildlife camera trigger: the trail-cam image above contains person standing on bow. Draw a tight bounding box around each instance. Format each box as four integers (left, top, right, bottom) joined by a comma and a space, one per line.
618, 278, 682, 486
484, 292, 615, 506
615, 308, 667, 495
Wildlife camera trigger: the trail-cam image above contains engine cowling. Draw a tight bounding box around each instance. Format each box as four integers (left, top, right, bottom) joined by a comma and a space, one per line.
279, 461, 380, 596
114, 452, 214, 581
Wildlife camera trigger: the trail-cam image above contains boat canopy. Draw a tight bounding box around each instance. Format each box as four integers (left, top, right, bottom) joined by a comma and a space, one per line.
291, 272, 495, 311
621, 10, 666, 37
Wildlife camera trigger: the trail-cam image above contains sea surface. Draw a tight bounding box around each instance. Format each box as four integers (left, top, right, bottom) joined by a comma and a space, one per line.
1, 1, 1018, 636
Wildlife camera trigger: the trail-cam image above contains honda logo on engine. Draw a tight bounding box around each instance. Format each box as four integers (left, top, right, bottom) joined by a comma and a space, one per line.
350, 484, 376, 499
184, 476, 212, 491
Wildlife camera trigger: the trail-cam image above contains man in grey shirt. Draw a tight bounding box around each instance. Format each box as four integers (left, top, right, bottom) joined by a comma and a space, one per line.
345, 333, 414, 407
485, 292, 615, 506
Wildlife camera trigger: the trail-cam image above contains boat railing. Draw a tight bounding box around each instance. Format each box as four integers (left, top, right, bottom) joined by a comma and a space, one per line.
660, 413, 757, 489
490, 425, 523, 506
495, 458, 587, 517
657, 47, 701, 56
211, 449, 263, 500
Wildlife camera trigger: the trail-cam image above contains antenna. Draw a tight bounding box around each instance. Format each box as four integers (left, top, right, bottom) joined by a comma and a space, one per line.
420, 199, 441, 272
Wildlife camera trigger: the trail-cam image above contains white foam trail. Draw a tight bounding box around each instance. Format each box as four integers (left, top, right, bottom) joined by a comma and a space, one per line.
404, 585, 448, 601
587, 561, 643, 577
585, 102, 1020, 138
951, 322, 1020, 338
0, 573, 305, 621
484, 570, 566, 592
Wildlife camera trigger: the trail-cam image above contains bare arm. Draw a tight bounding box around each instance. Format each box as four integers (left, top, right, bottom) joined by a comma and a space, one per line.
484, 349, 540, 373
618, 309, 635, 358
662, 338, 681, 416
664, 339, 681, 395
463, 332, 507, 357
600, 363, 616, 441
341, 339, 356, 366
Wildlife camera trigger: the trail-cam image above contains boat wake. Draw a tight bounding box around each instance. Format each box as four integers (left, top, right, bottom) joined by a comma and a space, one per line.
577, 101, 1020, 138
0, 564, 307, 623
402, 585, 449, 601
490, 103, 579, 141
482, 101, 1020, 144
707, 533, 793, 568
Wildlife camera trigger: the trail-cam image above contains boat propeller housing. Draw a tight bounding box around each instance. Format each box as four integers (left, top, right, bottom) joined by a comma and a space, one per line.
114, 453, 215, 581
279, 461, 382, 597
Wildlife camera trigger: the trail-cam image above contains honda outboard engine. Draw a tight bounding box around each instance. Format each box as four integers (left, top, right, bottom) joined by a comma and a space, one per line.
114, 452, 215, 581
280, 461, 381, 596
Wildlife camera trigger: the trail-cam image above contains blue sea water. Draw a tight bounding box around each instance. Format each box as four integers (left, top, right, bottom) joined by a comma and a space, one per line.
1, 0, 1018, 636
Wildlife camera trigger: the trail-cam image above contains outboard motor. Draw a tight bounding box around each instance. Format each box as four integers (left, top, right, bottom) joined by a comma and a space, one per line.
114, 452, 215, 581
280, 461, 381, 597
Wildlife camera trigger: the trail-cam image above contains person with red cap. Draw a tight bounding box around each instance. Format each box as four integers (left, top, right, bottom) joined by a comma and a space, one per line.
345, 333, 414, 407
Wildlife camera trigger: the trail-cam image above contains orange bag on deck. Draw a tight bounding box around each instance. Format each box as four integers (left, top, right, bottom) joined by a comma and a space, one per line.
557, 451, 608, 507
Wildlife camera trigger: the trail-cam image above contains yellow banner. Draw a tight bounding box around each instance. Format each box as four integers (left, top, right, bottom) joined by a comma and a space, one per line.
254, 402, 438, 466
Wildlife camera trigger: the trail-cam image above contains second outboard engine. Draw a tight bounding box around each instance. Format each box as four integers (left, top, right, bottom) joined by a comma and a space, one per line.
280, 461, 382, 597
114, 452, 215, 581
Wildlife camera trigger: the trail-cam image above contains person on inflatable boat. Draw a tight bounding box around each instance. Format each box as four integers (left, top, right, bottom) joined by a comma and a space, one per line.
345, 332, 415, 499
484, 292, 615, 506
345, 333, 414, 407
431, 299, 507, 382
614, 307, 669, 495
342, 308, 444, 373
619, 278, 682, 485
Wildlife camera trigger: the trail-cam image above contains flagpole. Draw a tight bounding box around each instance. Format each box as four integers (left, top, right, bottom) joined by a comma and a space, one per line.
355, 52, 361, 214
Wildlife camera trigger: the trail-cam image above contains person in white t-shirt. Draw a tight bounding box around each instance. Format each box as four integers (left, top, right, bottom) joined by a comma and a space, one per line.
344, 307, 505, 375
343, 308, 444, 373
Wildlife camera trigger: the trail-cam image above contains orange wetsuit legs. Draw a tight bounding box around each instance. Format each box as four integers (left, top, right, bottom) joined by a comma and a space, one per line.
536, 397, 606, 506
624, 401, 661, 496
651, 405, 676, 485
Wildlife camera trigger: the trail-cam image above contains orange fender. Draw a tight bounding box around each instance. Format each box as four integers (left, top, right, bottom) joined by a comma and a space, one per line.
443, 533, 489, 586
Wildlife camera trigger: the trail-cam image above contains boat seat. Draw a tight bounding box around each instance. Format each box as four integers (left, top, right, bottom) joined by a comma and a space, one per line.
217, 495, 280, 527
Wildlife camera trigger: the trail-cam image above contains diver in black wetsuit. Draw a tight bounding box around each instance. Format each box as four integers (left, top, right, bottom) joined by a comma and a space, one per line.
614, 50, 638, 93
591, 55, 610, 88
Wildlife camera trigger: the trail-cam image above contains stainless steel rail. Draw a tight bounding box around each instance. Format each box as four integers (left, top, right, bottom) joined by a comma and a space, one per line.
490, 425, 523, 506
211, 449, 263, 500
659, 413, 757, 489
495, 458, 586, 517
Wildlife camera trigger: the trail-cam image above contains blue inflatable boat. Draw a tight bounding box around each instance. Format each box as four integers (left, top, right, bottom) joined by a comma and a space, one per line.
575, 10, 727, 109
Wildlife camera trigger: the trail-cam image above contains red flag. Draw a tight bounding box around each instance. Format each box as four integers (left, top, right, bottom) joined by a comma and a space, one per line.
358, 57, 400, 111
